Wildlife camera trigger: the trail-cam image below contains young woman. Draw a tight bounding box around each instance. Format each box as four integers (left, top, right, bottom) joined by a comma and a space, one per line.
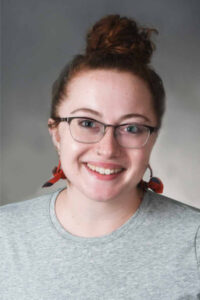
1, 15, 200, 299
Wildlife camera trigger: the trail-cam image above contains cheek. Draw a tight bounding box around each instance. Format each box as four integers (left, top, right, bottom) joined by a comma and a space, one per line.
131, 144, 153, 163
59, 139, 84, 182
132, 150, 149, 171
59, 132, 89, 167
129, 144, 155, 177
59, 126, 80, 155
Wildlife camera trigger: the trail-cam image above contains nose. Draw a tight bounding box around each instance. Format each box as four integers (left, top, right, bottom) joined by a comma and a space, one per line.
95, 127, 121, 158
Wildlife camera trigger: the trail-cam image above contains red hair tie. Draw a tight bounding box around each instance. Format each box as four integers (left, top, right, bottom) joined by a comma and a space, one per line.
42, 161, 66, 188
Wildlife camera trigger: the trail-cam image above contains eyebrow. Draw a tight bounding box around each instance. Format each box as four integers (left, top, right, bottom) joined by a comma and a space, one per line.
70, 108, 150, 122
70, 108, 101, 117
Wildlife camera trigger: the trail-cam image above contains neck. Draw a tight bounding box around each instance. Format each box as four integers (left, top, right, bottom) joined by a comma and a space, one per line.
55, 185, 144, 238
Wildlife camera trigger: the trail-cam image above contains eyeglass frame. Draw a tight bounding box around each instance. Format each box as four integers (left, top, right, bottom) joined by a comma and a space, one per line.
49, 116, 158, 148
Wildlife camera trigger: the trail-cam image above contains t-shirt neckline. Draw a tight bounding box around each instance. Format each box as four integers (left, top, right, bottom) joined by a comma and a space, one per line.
49, 188, 150, 245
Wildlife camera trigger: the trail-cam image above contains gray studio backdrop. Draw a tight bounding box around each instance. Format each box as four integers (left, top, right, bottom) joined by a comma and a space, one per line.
1, 0, 200, 207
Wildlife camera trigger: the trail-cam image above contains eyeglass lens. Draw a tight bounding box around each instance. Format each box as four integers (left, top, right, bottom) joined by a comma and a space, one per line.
69, 118, 150, 148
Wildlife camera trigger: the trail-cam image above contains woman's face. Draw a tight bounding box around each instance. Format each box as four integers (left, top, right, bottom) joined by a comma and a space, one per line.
49, 69, 158, 202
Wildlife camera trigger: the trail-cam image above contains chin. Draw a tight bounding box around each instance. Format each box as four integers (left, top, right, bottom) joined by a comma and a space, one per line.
82, 184, 128, 203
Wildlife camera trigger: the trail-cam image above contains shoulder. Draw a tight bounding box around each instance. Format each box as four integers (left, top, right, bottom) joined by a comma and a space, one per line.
146, 191, 200, 275
145, 190, 200, 242
146, 190, 200, 234
146, 190, 200, 224
0, 192, 52, 218
0, 190, 60, 234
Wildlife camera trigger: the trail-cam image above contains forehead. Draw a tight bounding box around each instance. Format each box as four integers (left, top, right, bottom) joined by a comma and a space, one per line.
58, 69, 157, 124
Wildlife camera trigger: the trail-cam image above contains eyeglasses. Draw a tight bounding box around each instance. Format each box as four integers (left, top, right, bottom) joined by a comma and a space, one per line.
51, 116, 158, 149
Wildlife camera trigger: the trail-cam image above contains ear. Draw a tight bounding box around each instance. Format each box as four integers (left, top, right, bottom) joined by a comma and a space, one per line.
48, 118, 61, 154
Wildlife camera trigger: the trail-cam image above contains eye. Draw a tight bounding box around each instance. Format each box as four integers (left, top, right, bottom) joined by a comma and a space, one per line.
77, 119, 102, 132
125, 124, 142, 134
79, 119, 96, 128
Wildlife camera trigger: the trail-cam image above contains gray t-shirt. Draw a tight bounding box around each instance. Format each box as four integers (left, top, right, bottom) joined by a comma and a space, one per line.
0, 189, 200, 299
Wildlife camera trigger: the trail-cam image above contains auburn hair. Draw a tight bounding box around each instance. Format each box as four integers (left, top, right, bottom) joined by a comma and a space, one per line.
50, 15, 165, 128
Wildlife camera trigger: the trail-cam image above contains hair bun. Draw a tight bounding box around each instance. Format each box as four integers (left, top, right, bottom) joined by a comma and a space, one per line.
86, 14, 157, 65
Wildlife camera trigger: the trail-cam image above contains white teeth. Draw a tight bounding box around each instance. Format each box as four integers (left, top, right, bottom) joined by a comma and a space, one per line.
87, 163, 123, 175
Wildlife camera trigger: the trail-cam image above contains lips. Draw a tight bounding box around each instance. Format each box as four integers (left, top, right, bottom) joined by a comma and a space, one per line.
83, 161, 125, 180
85, 161, 125, 169
87, 163, 123, 175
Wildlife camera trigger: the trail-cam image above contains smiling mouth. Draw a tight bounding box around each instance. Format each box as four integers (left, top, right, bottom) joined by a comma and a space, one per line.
86, 163, 124, 175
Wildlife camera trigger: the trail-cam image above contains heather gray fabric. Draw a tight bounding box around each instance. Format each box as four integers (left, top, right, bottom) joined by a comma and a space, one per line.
0, 189, 200, 299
